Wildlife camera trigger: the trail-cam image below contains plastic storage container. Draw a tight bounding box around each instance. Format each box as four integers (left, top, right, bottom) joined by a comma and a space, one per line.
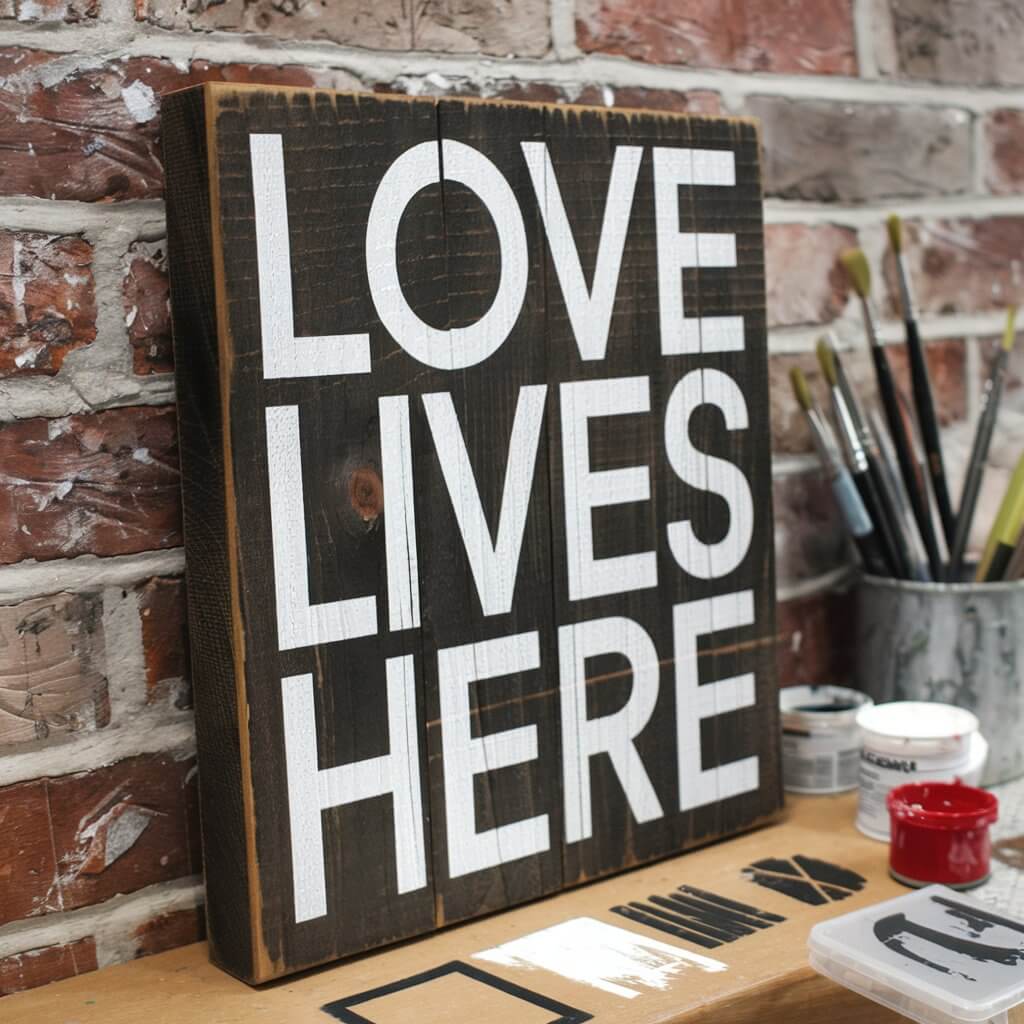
809, 885, 1024, 1024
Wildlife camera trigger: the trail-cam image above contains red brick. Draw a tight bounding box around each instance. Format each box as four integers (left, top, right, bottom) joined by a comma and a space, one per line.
0, 231, 96, 377
770, 341, 966, 456
984, 110, 1024, 196
0, 938, 97, 996
137, 0, 548, 57
577, 0, 856, 74
886, 338, 967, 427
885, 0, 1024, 87
123, 241, 171, 375
379, 77, 570, 104
0, 780, 60, 923
574, 85, 722, 116
765, 224, 857, 328
132, 906, 205, 958
769, 351, 830, 455
748, 96, 972, 203
383, 77, 723, 116
0, 405, 181, 565
773, 469, 851, 591
0, 52, 361, 202
0, 592, 108, 747
882, 218, 1024, 316
0, 0, 96, 21
139, 577, 190, 707
0, 755, 200, 923
776, 586, 857, 688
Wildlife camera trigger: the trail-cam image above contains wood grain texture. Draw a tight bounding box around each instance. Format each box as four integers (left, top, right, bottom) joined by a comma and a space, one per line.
162, 81, 778, 983
3, 795, 980, 1024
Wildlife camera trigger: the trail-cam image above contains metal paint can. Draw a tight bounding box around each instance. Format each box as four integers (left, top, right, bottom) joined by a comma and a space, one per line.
779, 685, 872, 794
855, 701, 988, 841
855, 572, 1024, 786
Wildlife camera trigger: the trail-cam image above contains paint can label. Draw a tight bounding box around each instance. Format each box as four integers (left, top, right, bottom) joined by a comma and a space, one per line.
782, 730, 861, 793
856, 748, 970, 841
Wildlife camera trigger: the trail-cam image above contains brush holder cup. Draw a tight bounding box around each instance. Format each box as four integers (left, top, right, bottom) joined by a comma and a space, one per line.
854, 573, 1024, 786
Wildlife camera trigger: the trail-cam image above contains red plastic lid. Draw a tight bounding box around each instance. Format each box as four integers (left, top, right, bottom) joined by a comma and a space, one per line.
887, 780, 998, 831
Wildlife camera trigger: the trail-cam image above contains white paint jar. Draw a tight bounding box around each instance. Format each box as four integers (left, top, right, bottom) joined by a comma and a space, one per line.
855, 701, 989, 841
780, 685, 873, 795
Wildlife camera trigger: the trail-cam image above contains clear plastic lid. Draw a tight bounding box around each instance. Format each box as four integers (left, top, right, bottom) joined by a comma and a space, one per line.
808, 885, 1024, 1024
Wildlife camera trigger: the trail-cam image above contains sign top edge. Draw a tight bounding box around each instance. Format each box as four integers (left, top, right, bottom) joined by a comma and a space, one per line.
162, 79, 760, 129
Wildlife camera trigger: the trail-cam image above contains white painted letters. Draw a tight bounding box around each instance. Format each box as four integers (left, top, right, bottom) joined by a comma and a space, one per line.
250, 134, 371, 378
674, 591, 759, 811
423, 385, 547, 617
380, 395, 421, 632
265, 405, 377, 650
653, 146, 744, 355
366, 139, 528, 370
560, 377, 657, 601
522, 142, 642, 361
439, 632, 550, 877
281, 656, 427, 923
559, 616, 664, 843
664, 369, 754, 580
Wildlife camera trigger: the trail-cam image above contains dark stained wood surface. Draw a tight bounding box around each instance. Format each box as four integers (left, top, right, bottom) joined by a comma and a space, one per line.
162, 82, 779, 983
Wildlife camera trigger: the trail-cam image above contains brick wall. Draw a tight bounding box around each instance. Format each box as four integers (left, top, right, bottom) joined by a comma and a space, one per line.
0, 0, 1013, 995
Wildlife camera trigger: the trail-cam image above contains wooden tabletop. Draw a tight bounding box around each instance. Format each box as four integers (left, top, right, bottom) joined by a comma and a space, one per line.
3, 791, 1021, 1023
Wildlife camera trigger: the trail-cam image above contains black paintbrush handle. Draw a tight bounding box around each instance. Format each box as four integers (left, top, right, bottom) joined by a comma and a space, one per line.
854, 466, 902, 578
866, 452, 914, 579
872, 345, 943, 579
906, 318, 955, 546
854, 522, 891, 578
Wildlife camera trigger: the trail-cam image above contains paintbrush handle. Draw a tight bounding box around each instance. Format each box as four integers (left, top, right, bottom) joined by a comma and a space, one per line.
905, 319, 955, 546
871, 345, 943, 579
868, 439, 929, 580
830, 471, 890, 577
950, 357, 1007, 578
856, 461, 904, 577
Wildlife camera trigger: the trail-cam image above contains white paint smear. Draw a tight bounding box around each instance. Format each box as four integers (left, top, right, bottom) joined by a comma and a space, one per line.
474, 916, 727, 1000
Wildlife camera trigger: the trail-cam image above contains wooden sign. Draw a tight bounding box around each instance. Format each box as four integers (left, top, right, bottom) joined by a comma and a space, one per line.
162, 82, 779, 985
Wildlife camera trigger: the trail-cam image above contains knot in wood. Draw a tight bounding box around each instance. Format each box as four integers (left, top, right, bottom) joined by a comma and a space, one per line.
348, 466, 383, 523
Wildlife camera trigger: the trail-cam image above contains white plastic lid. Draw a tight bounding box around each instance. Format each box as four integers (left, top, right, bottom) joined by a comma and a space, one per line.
856, 702, 979, 742
809, 885, 1024, 1024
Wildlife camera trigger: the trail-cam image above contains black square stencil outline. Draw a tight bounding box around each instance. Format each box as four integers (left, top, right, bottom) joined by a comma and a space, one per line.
321, 959, 593, 1023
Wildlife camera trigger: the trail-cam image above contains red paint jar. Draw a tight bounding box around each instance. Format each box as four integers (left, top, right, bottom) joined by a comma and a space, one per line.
887, 780, 998, 890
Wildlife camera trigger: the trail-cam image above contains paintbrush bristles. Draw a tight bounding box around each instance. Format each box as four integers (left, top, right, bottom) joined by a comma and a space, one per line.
1003, 305, 1019, 352
886, 214, 903, 254
840, 248, 872, 298
816, 337, 839, 388
790, 366, 813, 411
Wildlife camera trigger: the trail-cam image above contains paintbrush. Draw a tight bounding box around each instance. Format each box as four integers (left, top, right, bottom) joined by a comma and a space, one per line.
791, 367, 890, 577
948, 306, 1019, 579
977, 453, 1024, 582
867, 406, 930, 580
984, 458, 1024, 582
817, 335, 913, 579
841, 248, 943, 580
1002, 528, 1024, 581
887, 214, 955, 547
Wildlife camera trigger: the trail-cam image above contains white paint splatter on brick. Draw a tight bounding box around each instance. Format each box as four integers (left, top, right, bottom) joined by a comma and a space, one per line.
120, 80, 157, 124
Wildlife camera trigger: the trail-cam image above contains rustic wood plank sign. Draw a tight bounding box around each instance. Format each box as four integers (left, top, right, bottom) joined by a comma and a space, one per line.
161, 82, 780, 985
